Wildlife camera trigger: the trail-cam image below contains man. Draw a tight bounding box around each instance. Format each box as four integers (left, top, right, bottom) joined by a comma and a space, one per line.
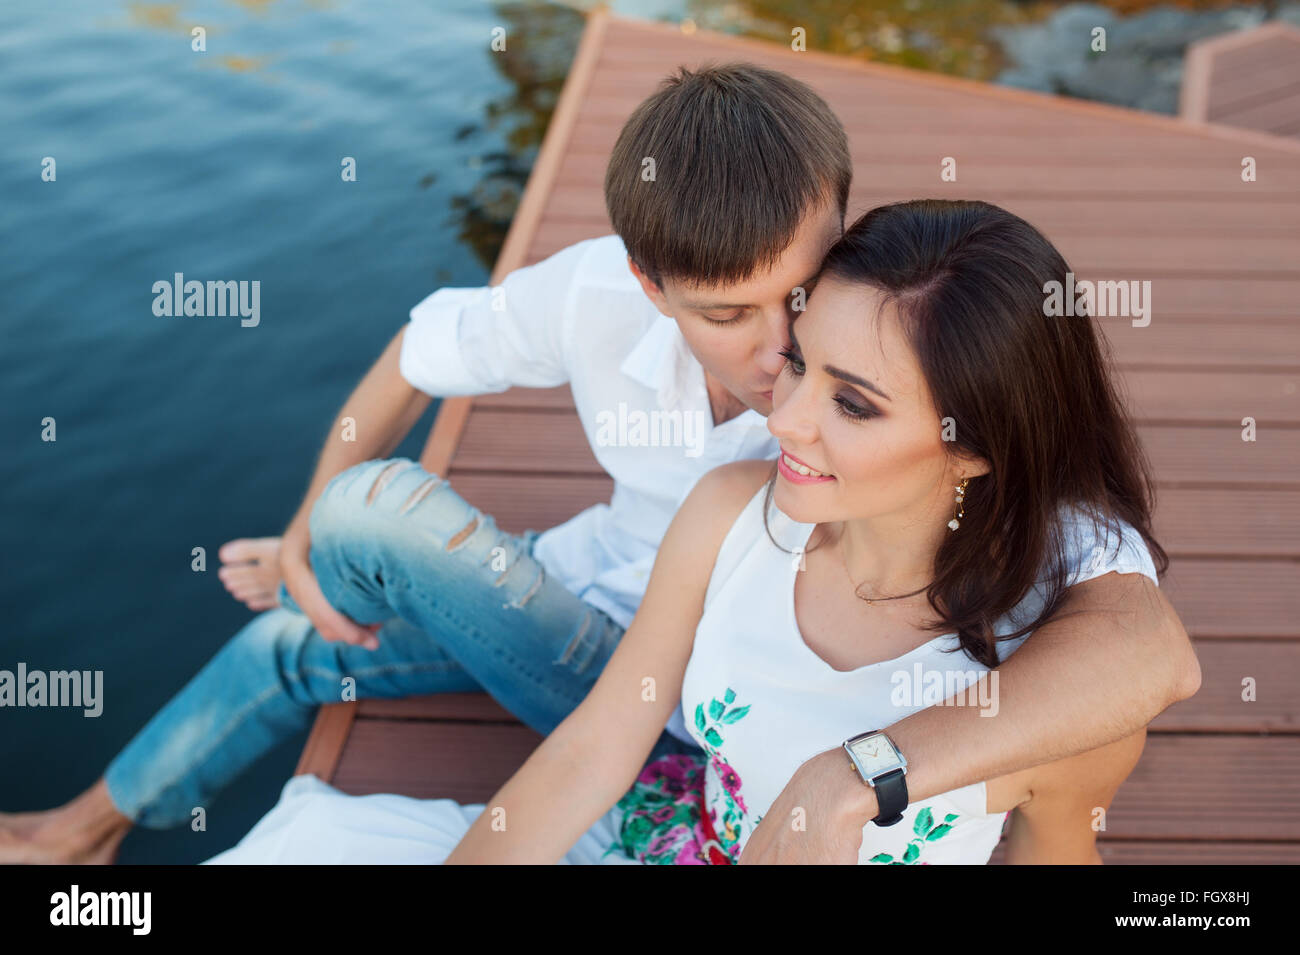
0, 64, 1198, 864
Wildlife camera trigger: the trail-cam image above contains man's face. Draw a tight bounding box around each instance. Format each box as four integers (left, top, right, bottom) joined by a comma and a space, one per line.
628, 197, 843, 417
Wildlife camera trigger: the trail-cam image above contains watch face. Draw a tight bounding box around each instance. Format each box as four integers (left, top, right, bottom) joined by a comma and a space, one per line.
850, 735, 900, 775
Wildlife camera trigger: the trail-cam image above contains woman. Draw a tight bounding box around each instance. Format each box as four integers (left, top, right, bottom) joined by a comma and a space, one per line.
207, 199, 1167, 865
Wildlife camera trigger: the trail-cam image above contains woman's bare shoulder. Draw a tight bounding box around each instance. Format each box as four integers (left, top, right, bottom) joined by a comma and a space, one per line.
689, 459, 774, 509
657, 459, 774, 584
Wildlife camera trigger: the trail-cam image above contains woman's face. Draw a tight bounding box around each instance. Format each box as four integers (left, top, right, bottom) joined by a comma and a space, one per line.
767, 276, 983, 528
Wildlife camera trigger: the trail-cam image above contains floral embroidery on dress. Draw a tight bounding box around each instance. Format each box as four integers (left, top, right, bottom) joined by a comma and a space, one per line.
694, 688, 758, 861
866, 807, 961, 865
605, 753, 711, 864
607, 687, 755, 864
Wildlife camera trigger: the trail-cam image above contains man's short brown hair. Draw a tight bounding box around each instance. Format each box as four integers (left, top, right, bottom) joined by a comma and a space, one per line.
603, 62, 851, 289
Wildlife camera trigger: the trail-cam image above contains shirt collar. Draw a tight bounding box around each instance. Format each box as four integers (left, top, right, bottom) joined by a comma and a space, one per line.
619, 314, 702, 411
619, 313, 772, 436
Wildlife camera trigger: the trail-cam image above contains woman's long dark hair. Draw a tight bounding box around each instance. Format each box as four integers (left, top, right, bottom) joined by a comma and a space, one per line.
766, 199, 1168, 668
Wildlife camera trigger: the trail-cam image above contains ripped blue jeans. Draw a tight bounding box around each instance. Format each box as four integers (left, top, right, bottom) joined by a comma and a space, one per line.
104, 457, 696, 828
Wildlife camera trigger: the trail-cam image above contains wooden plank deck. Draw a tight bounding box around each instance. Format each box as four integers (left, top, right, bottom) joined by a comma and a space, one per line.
1181, 21, 1300, 139
296, 10, 1300, 863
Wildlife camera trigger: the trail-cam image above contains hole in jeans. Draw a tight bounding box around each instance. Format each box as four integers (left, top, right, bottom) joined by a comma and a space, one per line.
366, 461, 410, 506
556, 612, 592, 666
447, 517, 480, 552
400, 475, 445, 515
512, 563, 545, 608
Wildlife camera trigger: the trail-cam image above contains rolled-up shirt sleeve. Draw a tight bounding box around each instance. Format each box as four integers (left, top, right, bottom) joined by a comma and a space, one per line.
398, 240, 589, 397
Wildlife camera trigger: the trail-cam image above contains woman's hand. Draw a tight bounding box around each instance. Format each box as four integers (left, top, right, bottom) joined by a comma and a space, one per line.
738, 748, 876, 864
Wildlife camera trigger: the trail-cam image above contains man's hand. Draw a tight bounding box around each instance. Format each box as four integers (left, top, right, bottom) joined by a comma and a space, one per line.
260, 327, 429, 650
280, 518, 381, 650
738, 748, 873, 864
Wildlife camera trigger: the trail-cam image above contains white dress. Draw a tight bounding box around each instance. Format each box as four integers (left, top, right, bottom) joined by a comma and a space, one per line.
206, 488, 1158, 865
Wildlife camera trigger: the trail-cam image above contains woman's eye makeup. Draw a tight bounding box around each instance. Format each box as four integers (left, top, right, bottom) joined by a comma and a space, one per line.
778, 346, 879, 422
833, 393, 879, 421
777, 345, 805, 374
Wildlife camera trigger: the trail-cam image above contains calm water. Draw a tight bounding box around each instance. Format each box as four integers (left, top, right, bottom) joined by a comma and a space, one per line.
0, 0, 583, 864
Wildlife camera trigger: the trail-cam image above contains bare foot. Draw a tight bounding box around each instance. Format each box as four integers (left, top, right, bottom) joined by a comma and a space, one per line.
218, 537, 283, 611
0, 779, 132, 864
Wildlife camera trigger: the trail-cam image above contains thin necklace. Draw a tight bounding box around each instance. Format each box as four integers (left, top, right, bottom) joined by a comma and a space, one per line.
837, 533, 930, 607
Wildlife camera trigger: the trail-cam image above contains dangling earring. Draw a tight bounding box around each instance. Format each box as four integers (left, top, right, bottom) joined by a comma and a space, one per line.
948, 478, 969, 531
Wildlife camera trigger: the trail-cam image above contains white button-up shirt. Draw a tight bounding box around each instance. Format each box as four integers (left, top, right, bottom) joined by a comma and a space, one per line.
399, 235, 779, 632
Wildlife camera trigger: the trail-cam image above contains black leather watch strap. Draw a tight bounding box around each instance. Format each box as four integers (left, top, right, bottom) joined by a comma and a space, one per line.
871, 768, 909, 826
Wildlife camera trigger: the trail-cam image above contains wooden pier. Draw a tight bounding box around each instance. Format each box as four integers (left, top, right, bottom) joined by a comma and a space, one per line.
1181, 21, 1300, 140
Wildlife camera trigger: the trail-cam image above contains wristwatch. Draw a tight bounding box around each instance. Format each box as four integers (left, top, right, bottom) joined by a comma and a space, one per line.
842, 730, 909, 826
